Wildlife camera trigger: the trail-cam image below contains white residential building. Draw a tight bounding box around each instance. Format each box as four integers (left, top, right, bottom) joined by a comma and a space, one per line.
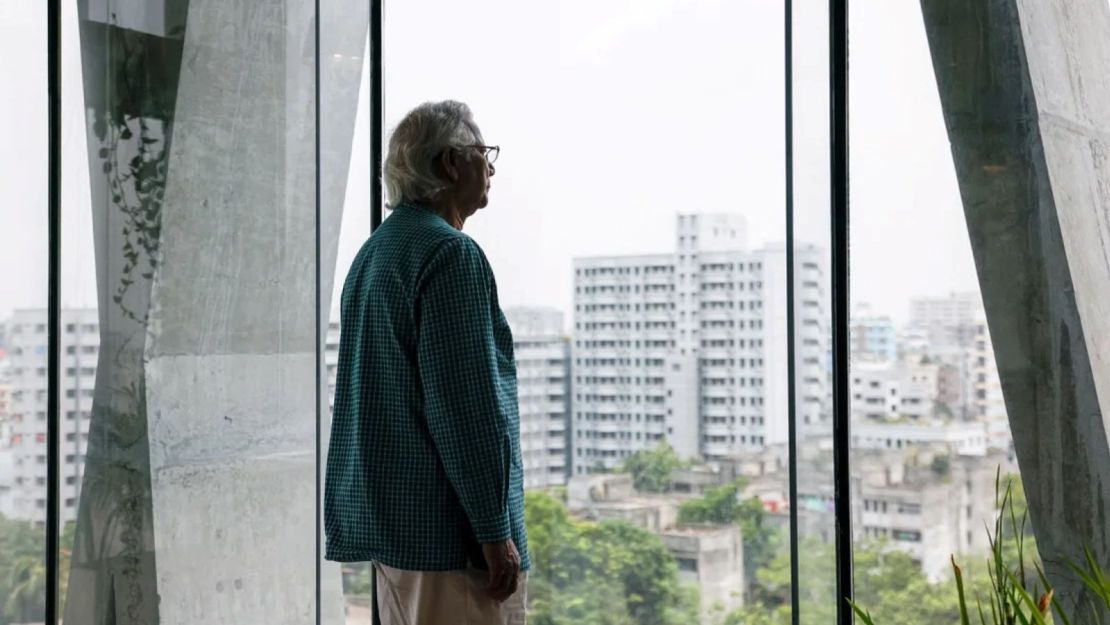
855, 449, 1002, 581
905, 293, 1007, 423
1, 309, 99, 523
851, 358, 938, 422
571, 214, 829, 473
505, 307, 571, 489
852, 420, 991, 456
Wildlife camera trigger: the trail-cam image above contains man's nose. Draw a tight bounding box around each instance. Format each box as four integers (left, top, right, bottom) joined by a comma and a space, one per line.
488, 162, 496, 177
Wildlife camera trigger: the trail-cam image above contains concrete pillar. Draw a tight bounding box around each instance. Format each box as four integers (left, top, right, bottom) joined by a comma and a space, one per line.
920, 0, 1110, 617
67, 1, 366, 623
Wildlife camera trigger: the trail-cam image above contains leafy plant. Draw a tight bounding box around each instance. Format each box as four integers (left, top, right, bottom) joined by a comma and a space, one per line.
846, 469, 1108, 625
621, 443, 686, 493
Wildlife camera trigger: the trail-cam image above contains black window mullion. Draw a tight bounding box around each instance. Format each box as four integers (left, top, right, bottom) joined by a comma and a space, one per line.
370, 0, 384, 232
785, 0, 801, 623
314, 0, 323, 622
830, 0, 853, 623
47, 0, 63, 622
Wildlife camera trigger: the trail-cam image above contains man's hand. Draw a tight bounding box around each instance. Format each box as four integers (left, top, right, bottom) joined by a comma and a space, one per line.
481, 538, 521, 602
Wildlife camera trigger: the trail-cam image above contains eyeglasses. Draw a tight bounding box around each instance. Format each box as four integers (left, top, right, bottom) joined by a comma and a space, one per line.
462, 144, 500, 164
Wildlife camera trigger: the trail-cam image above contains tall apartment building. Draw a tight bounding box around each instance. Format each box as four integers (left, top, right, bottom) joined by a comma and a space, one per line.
571, 214, 829, 473
0, 309, 99, 523
965, 311, 1006, 420
504, 307, 571, 489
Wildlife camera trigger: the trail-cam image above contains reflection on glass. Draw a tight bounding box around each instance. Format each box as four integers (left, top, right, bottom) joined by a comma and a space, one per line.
0, 2, 49, 624
383, 1, 787, 623
57, 1, 362, 623
790, 0, 836, 623
848, 1, 1110, 623
319, 0, 373, 620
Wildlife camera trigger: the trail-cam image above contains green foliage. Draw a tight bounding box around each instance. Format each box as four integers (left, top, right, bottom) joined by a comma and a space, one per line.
621, 443, 685, 493
525, 490, 698, 625
0, 515, 75, 625
677, 481, 744, 525
677, 480, 777, 596
931, 454, 951, 477
723, 602, 791, 625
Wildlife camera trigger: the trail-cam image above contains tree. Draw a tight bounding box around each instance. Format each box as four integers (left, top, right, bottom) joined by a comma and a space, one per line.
0, 515, 46, 625
621, 443, 684, 493
524, 490, 699, 625
0, 516, 76, 625
3, 556, 45, 623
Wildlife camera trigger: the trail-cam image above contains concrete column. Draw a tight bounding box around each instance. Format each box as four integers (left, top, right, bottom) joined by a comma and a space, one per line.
67, 1, 366, 623
920, 0, 1110, 617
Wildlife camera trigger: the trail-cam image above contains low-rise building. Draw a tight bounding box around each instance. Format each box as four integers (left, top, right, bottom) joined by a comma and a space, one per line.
732, 439, 1011, 581
662, 525, 745, 619
567, 473, 745, 613
852, 419, 991, 456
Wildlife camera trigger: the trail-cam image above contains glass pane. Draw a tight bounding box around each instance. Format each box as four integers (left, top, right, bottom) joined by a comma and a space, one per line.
0, 3, 49, 623
848, 3, 1014, 621
791, 0, 837, 623
850, 1, 1110, 623
61, 1, 328, 621
381, 1, 788, 623
319, 0, 373, 620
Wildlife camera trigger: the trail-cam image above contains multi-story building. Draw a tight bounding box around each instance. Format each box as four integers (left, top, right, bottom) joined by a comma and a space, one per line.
1, 309, 99, 523
852, 420, 990, 456
566, 472, 744, 617
855, 448, 1003, 581
851, 361, 903, 421
662, 525, 744, 618
965, 310, 1006, 420
0, 355, 13, 518
905, 292, 1007, 423
908, 292, 983, 350
851, 305, 897, 361
504, 307, 571, 489
739, 441, 1007, 581
851, 358, 939, 422
571, 214, 829, 473
324, 316, 341, 412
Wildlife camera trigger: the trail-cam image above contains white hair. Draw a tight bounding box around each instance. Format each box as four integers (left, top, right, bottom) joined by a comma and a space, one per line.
384, 100, 483, 208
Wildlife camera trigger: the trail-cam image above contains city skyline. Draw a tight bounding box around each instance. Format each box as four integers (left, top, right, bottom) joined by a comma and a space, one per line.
0, 0, 982, 328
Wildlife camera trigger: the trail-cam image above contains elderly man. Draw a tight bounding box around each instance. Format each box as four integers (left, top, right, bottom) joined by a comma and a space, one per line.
324, 100, 529, 625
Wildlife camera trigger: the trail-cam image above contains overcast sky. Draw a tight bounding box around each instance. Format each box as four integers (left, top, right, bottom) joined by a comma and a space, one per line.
1, 0, 984, 327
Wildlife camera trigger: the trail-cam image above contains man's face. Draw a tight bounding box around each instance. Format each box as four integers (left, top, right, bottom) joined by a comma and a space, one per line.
456, 145, 495, 211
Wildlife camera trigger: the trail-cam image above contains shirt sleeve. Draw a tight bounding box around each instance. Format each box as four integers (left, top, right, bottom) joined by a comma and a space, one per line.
416, 237, 513, 543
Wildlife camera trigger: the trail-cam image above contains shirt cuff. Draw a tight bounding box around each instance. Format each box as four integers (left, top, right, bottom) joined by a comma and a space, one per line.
471, 512, 512, 544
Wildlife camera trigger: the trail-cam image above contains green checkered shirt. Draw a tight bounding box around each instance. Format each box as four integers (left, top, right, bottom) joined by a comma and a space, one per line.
324, 202, 530, 572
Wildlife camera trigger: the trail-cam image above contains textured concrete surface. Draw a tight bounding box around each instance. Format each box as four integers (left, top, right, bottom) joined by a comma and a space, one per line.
69, 0, 367, 622
921, 0, 1110, 617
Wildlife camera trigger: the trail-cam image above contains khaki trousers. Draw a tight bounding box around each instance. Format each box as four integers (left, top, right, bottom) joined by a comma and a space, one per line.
373, 562, 528, 625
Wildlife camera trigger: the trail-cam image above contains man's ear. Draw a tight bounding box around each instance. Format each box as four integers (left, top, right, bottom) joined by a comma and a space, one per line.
438, 149, 459, 183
